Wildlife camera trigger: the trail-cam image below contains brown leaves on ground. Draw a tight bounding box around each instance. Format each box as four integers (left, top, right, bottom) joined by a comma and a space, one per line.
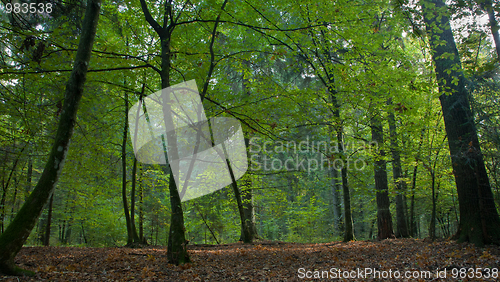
1, 238, 499, 281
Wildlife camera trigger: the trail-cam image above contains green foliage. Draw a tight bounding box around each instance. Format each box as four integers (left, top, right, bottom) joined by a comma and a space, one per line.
1, 0, 497, 248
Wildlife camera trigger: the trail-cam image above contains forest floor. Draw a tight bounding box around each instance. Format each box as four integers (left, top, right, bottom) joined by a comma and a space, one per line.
1, 238, 499, 281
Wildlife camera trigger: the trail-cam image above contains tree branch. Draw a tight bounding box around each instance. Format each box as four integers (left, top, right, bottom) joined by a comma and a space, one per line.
139, 0, 165, 38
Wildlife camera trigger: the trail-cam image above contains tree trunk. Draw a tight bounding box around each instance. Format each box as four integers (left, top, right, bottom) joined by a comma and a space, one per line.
340, 156, 354, 242
422, 0, 500, 246
371, 114, 394, 240
64, 219, 72, 244
25, 153, 32, 199
0, 146, 25, 234
122, 90, 133, 246
221, 139, 253, 243
388, 108, 409, 237
238, 75, 258, 243
409, 165, 418, 237
130, 157, 141, 243
139, 0, 191, 264
429, 172, 436, 240
240, 185, 258, 241
481, 0, 500, 60
139, 172, 145, 243
326, 78, 354, 241
43, 194, 54, 246
0, 0, 101, 275
330, 168, 343, 236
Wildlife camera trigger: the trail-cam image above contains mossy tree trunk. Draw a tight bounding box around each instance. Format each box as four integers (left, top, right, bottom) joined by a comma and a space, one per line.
0, 0, 101, 275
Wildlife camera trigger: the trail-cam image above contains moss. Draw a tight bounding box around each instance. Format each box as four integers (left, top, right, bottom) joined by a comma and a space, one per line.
0, 261, 35, 277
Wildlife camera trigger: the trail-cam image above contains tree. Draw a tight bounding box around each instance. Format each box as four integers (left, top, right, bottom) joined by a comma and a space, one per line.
422, 0, 500, 246
388, 103, 409, 238
122, 90, 141, 246
138, 0, 229, 262
371, 112, 395, 240
0, 0, 101, 275
479, 0, 500, 59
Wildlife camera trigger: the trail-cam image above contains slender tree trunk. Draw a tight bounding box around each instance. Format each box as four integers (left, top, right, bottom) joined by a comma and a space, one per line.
388, 108, 409, 237
25, 153, 32, 199
0, 147, 25, 234
326, 78, 354, 241
158, 43, 190, 263
371, 114, 394, 240
340, 153, 354, 242
139, 0, 191, 264
429, 172, 436, 240
481, 0, 500, 60
64, 219, 72, 244
409, 129, 424, 237
0, 0, 101, 274
331, 168, 343, 236
409, 165, 418, 237
221, 140, 253, 243
59, 221, 65, 242
130, 158, 140, 243
422, 0, 500, 246
139, 173, 145, 243
9, 178, 19, 225
122, 90, 133, 246
43, 194, 54, 246
0, 187, 6, 235
238, 78, 259, 242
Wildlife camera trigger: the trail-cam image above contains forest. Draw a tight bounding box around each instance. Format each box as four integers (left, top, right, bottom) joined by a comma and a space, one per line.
1, 0, 500, 280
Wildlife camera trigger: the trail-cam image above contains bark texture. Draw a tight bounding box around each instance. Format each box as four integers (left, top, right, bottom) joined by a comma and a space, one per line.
422, 0, 500, 246
371, 114, 394, 240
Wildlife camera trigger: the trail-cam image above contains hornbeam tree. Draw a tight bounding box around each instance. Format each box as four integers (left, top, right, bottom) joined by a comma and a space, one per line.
422, 0, 500, 246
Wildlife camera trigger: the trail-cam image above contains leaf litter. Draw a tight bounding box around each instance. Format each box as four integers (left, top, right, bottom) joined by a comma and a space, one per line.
1, 238, 499, 281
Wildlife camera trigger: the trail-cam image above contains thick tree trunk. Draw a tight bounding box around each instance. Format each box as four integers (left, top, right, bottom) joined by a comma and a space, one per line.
240, 186, 258, 242
371, 115, 394, 240
0, 0, 101, 275
388, 109, 409, 238
422, 0, 500, 246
